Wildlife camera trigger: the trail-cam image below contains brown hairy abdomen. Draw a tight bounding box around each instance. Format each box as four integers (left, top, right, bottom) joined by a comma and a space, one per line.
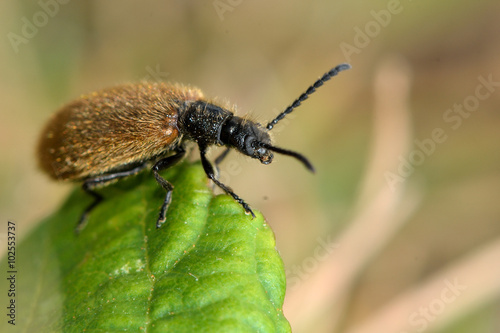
37, 82, 204, 180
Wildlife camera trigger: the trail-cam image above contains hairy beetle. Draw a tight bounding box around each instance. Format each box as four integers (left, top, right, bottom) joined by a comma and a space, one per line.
37, 64, 351, 232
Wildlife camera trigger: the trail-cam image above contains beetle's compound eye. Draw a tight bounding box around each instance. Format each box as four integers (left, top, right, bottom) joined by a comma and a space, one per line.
243, 136, 273, 164
244, 136, 256, 155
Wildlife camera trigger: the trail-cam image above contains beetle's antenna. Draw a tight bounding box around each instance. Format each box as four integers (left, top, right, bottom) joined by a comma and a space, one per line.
266, 63, 351, 131
259, 142, 315, 173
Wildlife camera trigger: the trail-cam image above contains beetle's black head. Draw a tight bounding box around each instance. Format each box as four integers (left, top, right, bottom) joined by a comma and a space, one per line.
220, 117, 274, 164
220, 116, 315, 171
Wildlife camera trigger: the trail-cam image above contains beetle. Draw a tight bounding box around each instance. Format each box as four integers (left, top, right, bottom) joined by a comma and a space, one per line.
37, 63, 351, 232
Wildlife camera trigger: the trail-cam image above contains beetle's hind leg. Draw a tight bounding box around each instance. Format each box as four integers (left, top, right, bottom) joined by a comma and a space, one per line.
77, 184, 103, 233
76, 163, 149, 233
152, 147, 186, 228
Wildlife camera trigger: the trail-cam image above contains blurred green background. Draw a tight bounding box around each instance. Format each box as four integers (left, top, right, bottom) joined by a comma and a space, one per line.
1, 1, 499, 332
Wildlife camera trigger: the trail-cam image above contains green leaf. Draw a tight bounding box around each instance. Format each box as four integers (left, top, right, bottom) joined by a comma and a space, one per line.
1, 162, 291, 332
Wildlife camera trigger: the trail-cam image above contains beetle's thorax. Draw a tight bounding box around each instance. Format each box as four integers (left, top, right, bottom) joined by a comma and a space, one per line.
179, 101, 233, 146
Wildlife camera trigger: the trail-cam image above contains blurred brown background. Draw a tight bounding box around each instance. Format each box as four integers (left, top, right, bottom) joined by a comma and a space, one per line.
1, 1, 499, 332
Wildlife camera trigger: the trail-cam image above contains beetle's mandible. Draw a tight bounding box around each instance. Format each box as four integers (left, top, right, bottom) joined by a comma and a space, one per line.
37, 64, 351, 232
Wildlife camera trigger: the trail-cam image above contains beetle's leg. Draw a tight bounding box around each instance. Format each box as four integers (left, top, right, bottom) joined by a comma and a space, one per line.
199, 145, 255, 218
211, 147, 231, 189
77, 163, 149, 233
152, 147, 186, 228
214, 147, 231, 170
